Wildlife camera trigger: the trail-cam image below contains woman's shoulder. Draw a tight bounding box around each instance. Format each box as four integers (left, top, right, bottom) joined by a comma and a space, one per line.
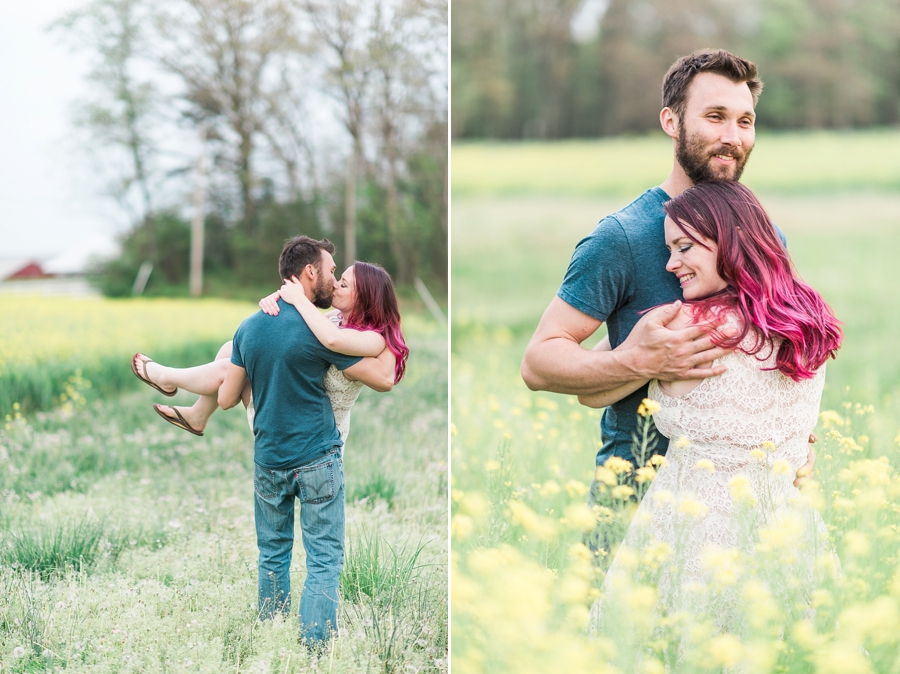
682, 303, 744, 334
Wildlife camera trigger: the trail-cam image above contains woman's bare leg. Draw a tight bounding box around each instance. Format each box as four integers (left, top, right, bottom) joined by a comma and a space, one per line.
144, 343, 232, 396
149, 341, 233, 432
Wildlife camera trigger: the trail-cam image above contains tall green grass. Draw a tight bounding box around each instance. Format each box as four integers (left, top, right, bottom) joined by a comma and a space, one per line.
0, 313, 447, 673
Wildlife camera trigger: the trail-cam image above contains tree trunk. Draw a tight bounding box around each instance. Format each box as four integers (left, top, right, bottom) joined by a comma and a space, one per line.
384, 117, 407, 282
344, 140, 358, 268
190, 125, 207, 297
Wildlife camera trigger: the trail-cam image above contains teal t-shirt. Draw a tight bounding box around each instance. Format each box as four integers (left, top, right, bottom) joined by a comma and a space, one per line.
558, 187, 787, 468
558, 188, 676, 468
231, 300, 362, 470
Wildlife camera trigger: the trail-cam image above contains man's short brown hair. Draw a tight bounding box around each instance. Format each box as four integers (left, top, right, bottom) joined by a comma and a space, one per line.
662, 49, 762, 120
278, 236, 335, 280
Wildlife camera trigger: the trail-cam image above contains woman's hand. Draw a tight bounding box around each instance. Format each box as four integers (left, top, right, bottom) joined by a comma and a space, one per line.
280, 276, 311, 307
259, 291, 281, 316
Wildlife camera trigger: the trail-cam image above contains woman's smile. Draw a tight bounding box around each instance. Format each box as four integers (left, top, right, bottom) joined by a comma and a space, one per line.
663, 216, 727, 300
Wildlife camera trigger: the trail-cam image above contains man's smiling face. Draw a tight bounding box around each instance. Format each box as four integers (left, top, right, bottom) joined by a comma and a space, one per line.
675, 72, 756, 184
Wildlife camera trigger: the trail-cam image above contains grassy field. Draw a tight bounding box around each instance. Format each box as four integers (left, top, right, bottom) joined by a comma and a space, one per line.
451, 132, 900, 673
0, 300, 447, 673
0, 296, 258, 418
452, 128, 900, 197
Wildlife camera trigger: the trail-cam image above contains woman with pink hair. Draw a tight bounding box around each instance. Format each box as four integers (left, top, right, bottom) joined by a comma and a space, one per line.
587, 180, 842, 638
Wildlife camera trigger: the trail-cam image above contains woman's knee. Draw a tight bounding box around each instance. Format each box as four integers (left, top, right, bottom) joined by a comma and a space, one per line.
215, 340, 233, 360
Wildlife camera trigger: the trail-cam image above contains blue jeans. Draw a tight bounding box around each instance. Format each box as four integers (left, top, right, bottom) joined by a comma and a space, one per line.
253, 449, 344, 643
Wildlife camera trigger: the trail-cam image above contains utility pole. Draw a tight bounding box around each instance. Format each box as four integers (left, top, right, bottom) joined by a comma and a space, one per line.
190, 125, 207, 297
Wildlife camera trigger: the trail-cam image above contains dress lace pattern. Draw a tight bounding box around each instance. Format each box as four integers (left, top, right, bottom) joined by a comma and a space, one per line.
595, 337, 832, 636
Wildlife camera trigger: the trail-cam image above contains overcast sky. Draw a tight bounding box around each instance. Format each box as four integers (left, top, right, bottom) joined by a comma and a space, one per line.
0, 1, 445, 263
0, 0, 133, 260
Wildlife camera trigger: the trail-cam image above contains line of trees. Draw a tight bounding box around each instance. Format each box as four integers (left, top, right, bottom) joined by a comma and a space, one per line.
452, 0, 900, 139
55, 0, 447, 297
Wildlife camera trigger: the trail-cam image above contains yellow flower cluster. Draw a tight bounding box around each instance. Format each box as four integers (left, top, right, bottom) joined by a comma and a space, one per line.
637, 398, 661, 417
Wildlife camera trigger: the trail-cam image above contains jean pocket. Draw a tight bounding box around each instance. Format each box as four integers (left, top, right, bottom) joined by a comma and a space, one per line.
253, 467, 277, 499
295, 458, 337, 505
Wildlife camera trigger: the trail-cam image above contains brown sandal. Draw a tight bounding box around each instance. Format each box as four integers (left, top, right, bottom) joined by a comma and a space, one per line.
132, 353, 177, 397
154, 404, 204, 436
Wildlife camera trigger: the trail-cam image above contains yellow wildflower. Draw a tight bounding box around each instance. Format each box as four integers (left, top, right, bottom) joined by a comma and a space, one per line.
564, 480, 589, 498
678, 496, 709, 518
811, 589, 833, 608
758, 513, 804, 553
819, 410, 845, 428
637, 398, 661, 417
540, 480, 561, 496
460, 492, 491, 520
604, 456, 633, 475
728, 475, 756, 505
594, 466, 618, 486
611, 484, 635, 500
649, 454, 668, 467
451, 514, 475, 540
693, 459, 715, 473
653, 489, 674, 504
673, 436, 691, 449
563, 503, 597, 531
508, 501, 558, 542
771, 459, 792, 476
484, 459, 501, 472
702, 546, 743, 586
641, 541, 673, 568
635, 466, 656, 483
811, 639, 879, 674
750, 448, 766, 461
844, 531, 871, 557
706, 633, 743, 669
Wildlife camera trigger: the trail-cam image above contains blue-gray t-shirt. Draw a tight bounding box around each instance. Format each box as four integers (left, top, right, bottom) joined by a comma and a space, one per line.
558, 188, 676, 467
231, 300, 362, 470
558, 187, 787, 468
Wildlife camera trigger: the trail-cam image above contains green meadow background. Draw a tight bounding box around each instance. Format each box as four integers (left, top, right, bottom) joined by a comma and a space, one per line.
0, 301, 447, 673
451, 130, 900, 672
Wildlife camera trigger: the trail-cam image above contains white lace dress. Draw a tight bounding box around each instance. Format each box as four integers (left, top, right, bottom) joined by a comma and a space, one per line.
597, 337, 831, 633
245, 314, 365, 444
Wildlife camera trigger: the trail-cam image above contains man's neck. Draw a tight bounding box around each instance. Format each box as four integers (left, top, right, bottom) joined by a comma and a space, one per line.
297, 278, 316, 303
658, 161, 693, 199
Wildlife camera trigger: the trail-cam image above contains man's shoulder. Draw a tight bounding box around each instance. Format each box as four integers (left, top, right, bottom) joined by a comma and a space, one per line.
600, 187, 668, 231
576, 187, 667, 252
236, 308, 301, 342
237, 309, 270, 334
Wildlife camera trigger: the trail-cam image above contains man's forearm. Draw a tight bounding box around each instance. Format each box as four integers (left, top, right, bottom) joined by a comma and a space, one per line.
521, 337, 645, 395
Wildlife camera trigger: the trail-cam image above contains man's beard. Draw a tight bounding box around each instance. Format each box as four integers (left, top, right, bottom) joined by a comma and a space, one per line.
311, 273, 333, 309
676, 124, 752, 184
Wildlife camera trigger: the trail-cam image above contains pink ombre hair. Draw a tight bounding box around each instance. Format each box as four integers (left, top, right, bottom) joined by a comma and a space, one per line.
341, 262, 409, 383
663, 181, 841, 381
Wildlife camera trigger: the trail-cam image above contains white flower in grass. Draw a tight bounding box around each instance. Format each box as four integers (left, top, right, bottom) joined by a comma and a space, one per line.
12, 646, 26, 658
